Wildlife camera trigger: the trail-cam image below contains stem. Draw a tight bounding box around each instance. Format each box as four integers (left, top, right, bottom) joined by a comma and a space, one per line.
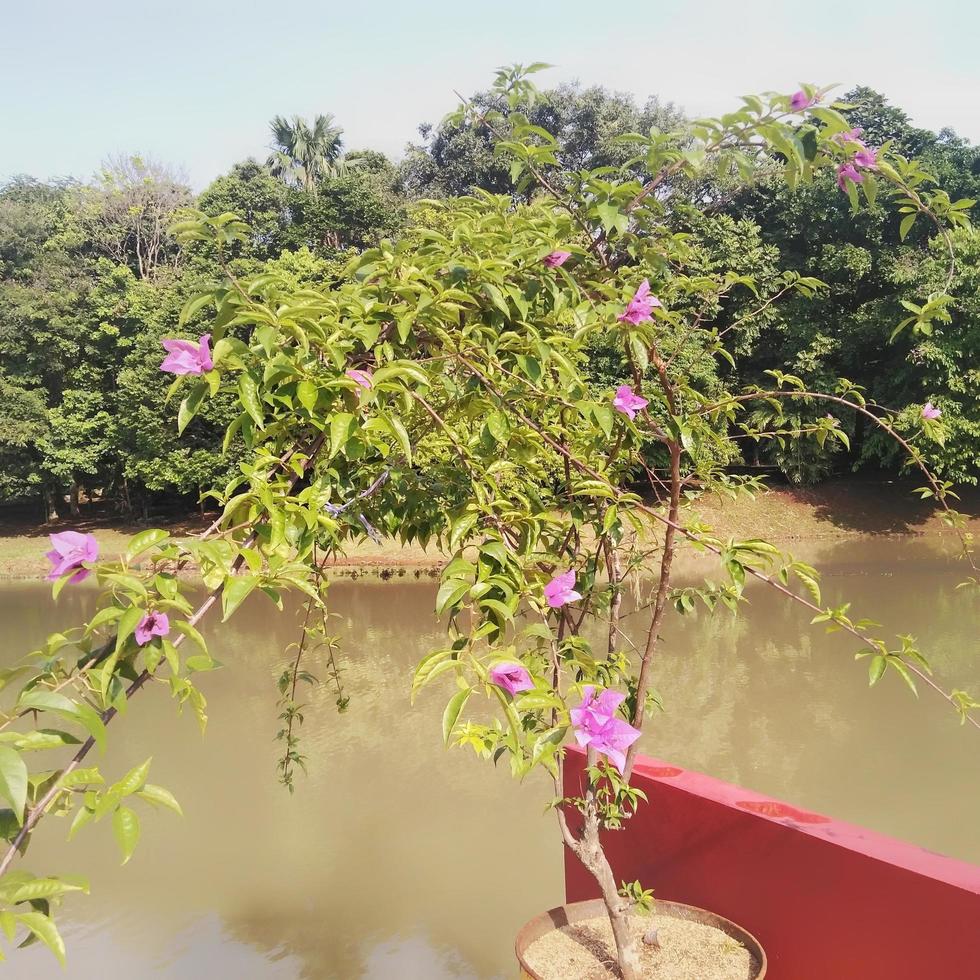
626, 442, 680, 780
581, 749, 641, 979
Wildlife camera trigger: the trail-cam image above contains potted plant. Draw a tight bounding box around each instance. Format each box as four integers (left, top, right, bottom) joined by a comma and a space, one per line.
399, 69, 977, 978
0, 65, 976, 978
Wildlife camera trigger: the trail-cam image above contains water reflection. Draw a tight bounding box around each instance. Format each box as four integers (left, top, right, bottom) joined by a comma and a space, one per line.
2, 535, 978, 977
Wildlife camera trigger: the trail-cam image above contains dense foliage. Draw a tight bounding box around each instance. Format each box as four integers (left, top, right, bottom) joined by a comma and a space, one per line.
1, 82, 978, 522
0, 139, 403, 517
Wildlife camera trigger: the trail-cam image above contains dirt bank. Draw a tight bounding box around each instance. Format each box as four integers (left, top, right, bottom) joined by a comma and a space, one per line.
2, 477, 977, 581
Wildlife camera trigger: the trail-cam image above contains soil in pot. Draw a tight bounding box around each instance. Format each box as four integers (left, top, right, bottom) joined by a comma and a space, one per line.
522, 911, 760, 980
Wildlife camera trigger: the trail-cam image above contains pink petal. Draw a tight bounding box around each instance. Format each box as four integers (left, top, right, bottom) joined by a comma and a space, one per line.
197, 334, 214, 371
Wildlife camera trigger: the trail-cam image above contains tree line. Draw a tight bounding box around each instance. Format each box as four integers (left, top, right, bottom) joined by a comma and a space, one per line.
1, 83, 977, 518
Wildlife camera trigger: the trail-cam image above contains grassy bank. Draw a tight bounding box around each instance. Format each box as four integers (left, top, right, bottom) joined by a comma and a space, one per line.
2, 478, 977, 581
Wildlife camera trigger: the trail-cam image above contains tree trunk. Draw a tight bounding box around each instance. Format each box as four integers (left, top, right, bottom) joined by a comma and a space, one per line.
45, 488, 66, 521
580, 811, 641, 979
69, 481, 81, 518
852, 408, 866, 463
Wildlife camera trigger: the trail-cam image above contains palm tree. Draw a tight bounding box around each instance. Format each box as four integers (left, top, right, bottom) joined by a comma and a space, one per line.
266, 114, 345, 197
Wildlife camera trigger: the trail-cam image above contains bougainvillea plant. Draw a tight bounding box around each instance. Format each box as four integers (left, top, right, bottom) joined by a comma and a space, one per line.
0, 66, 976, 975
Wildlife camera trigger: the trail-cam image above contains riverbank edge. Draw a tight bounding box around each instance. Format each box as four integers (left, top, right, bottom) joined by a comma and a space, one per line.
3, 479, 977, 582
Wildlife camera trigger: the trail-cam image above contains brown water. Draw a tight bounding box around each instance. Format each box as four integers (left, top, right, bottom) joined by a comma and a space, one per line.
3, 536, 979, 978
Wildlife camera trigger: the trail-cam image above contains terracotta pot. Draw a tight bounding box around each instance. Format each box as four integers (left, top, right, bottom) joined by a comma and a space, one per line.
515, 897, 767, 979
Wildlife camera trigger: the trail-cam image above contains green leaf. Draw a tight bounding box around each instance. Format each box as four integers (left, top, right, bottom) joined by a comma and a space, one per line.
125, 529, 170, 564
18, 690, 108, 753
383, 414, 413, 466
329, 412, 355, 459
115, 758, 152, 798
435, 578, 470, 617
101, 604, 144, 698
595, 202, 627, 235
479, 541, 509, 567
177, 380, 208, 436
5, 729, 80, 753
222, 412, 248, 453
442, 688, 471, 745
480, 597, 515, 622
486, 412, 508, 445
221, 574, 257, 621
59, 767, 103, 790
114, 604, 144, 657
112, 806, 140, 864
82, 762, 141, 825
70, 703, 108, 754
137, 783, 183, 816
412, 649, 454, 702
899, 213, 916, 241
515, 691, 563, 712
10, 877, 88, 904
68, 805, 94, 840
171, 619, 208, 655
371, 361, 430, 388
481, 283, 511, 317
449, 511, 479, 551
593, 403, 614, 439
16, 911, 65, 966
238, 374, 265, 429
179, 291, 215, 326
85, 605, 124, 635
0, 747, 27, 823
297, 380, 318, 414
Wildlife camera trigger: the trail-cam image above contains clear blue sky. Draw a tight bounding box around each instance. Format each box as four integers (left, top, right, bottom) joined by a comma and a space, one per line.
2, 0, 977, 189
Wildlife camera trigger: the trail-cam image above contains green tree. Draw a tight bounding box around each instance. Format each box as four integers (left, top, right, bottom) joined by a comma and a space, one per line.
396, 81, 685, 198
728, 87, 979, 481
196, 160, 290, 262
267, 114, 346, 196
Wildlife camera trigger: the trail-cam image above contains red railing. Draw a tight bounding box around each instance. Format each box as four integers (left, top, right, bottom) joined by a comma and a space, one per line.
563, 749, 980, 979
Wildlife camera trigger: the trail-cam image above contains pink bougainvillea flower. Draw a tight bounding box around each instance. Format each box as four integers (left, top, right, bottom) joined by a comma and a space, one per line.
922, 402, 942, 420
544, 569, 582, 609
612, 384, 649, 421
346, 368, 374, 390
617, 279, 662, 325
853, 146, 878, 169
836, 162, 864, 191
790, 90, 816, 111
543, 250, 572, 268
135, 611, 170, 646
489, 661, 534, 696
45, 531, 99, 584
570, 685, 642, 774
832, 127, 865, 146
159, 334, 213, 376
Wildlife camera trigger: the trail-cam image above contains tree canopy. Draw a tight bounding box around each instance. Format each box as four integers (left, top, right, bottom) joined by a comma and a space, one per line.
0, 81, 976, 521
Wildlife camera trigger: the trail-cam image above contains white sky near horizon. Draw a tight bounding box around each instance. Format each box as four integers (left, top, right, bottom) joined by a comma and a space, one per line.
1, 0, 977, 189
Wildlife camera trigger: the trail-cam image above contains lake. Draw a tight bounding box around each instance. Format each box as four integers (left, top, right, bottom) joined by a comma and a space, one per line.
3, 535, 978, 978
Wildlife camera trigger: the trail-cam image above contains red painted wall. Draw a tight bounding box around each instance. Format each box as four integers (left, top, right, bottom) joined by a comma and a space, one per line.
563, 749, 980, 979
